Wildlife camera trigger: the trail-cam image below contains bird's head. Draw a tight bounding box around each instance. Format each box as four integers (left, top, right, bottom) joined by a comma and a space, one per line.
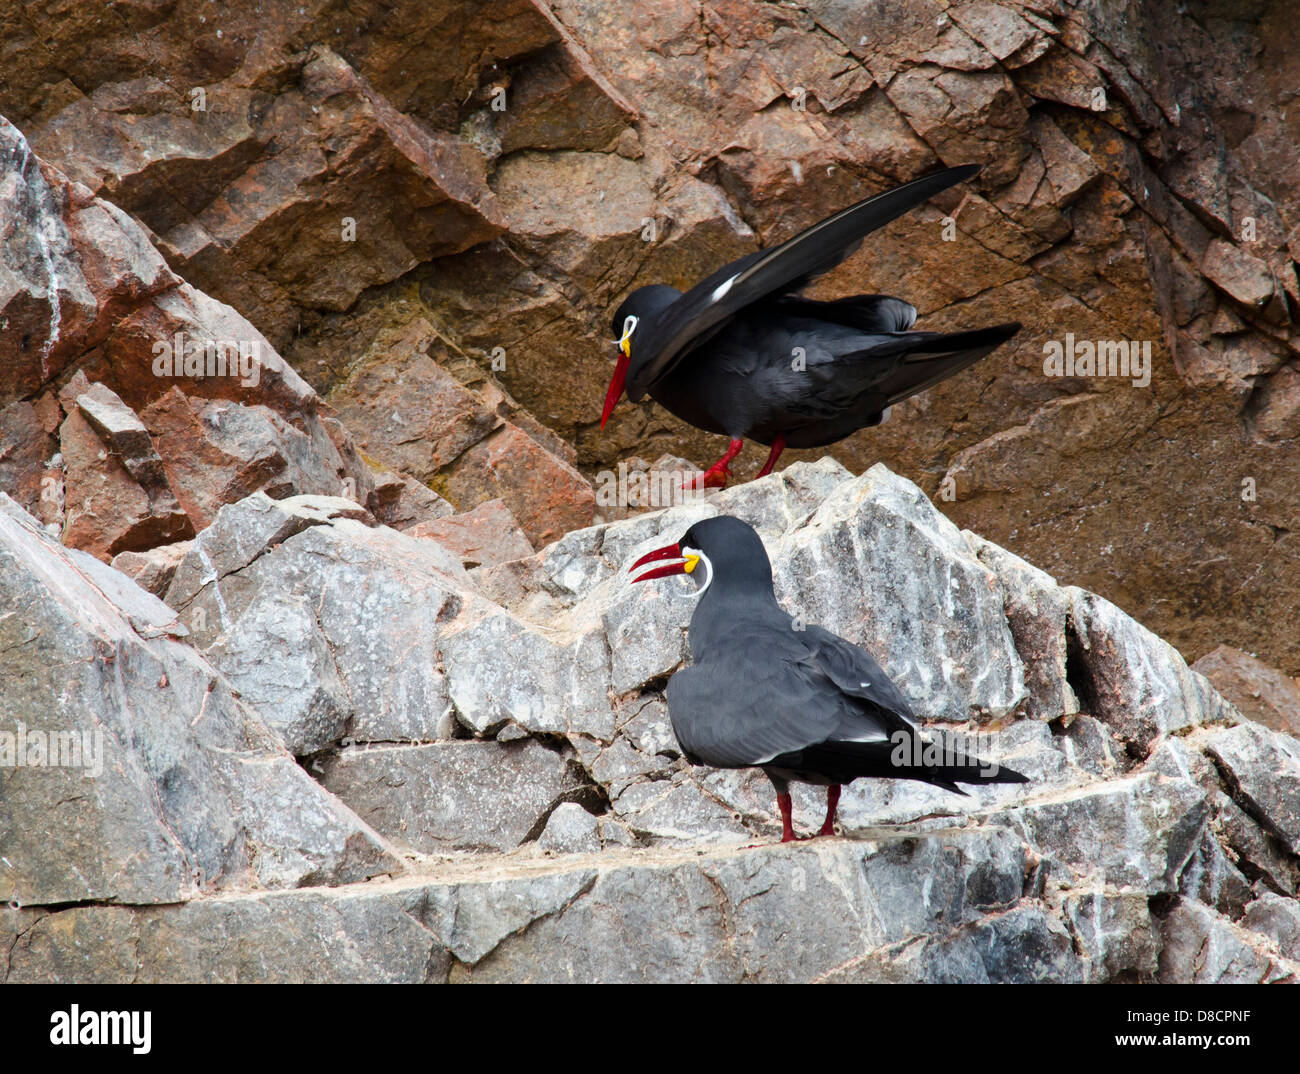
601, 285, 681, 428
628, 515, 772, 596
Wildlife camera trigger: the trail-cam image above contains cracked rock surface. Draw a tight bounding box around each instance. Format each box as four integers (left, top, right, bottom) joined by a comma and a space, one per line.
5, 2, 1300, 671
3, 460, 1298, 982
2, 1, 1300, 983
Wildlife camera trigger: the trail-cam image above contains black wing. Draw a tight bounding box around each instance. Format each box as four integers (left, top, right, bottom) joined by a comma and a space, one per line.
873, 323, 1020, 408
624, 164, 981, 400
771, 294, 917, 333
720, 319, 1020, 442
664, 622, 918, 769
800, 625, 919, 734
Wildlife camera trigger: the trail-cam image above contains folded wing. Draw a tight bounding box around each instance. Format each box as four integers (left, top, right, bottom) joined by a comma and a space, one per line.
665, 624, 919, 768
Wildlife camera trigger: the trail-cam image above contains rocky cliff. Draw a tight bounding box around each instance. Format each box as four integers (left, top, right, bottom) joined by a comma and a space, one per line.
3, 460, 1299, 982
5, 0, 1296, 672
2, 0, 1299, 983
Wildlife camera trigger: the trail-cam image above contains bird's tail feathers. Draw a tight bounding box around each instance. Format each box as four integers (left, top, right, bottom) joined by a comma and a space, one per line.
870, 322, 1021, 407
900, 321, 1021, 361
789, 737, 1029, 795
889, 745, 1029, 793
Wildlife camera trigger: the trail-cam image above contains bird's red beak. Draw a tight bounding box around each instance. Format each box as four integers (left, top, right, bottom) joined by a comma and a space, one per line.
629, 542, 686, 583
600, 350, 630, 429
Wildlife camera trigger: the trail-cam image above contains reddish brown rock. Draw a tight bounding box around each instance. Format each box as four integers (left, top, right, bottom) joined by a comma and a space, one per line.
141, 388, 349, 533
368, 468, 454, 531
1249, 365, 1300, 442
326, 320, 499, 482
82, 281, 317, 417
110, 541, 193, 598
320, 315, 593, 545
11, 2, 536, 352
75, 382, 177, 503
0, 400, 56, 517
1192, 646, 1300, 739
441, 424, 594, 548
60, 405, 192, 560
155, 47, 506, 348
415, 153, 757, 436
492, 41, 636, 154
316, 411, 378, 514
0, 116, 389, 561
408, 498, 534, 569
0, 115, 319, 420
1202, 240, 1276, 311
948, 3, 1051, 66
0, 119, 161, 403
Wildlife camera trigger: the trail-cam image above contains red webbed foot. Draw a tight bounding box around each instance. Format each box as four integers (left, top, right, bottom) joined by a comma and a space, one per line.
683, 438, 745, 491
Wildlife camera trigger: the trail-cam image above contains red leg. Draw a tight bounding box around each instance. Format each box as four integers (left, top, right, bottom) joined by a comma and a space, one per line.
755, 435, 786, 478
685, 438, 744, 490
777, 792, 805, 843
817, 784, 841, 837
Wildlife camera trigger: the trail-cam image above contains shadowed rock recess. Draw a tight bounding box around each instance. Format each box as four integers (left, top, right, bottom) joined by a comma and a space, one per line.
1, 1, 1299, 983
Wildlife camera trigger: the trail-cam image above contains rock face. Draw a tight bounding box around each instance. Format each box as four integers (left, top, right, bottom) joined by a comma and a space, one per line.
0, 108, 589, 562
0, 113, 384, 561
3, 461, 1298, 982
162, 491, 469, 755
2, 1, 1300, 984
1194, 645, 1300, 738
317, 739, 588, 854
5, 2, 1299, 674
407, 498, 534, 570
324, 318, 593, 545
0, 492, 397, 906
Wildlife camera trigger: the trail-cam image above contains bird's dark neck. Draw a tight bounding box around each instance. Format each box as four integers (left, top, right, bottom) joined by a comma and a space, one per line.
688, 581, 789, 657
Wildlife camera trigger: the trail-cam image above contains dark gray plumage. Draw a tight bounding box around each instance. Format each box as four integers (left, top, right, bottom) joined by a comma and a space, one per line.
600, 165, 1020, 488
630, 516, 1028, 841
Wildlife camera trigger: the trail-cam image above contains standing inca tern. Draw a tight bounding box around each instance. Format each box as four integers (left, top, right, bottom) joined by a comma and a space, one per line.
629, 515, 1028, 840
601, 164, 1020, 488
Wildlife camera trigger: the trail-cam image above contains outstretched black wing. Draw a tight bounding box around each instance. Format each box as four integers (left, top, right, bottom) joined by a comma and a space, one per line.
624, 164, 981, 400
